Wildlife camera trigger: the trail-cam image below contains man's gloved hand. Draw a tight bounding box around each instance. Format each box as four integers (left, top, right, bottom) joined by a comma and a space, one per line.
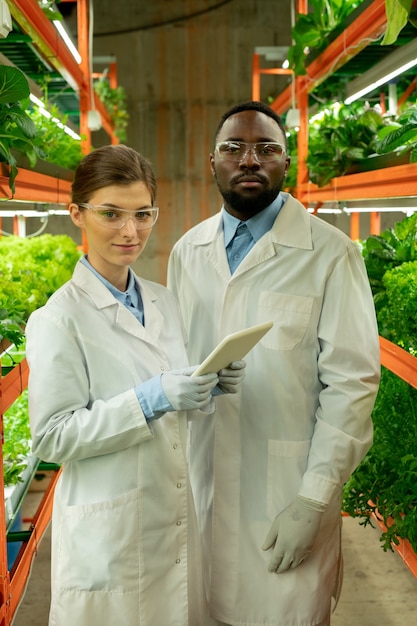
213, 360, 246, 395
262, 495, 326, 574
161, 366, 218, 411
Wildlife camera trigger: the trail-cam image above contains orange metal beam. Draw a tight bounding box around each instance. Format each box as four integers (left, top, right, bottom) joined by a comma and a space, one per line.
299, 162, 417, 203
0, 166, 71, 205
77, 0, 92, 152
8, 469, 62, 622
269, 0, 388, 114
350, 211, 360, 240
0, 360, 29, 417
379, 336, 417, 389
398, 75, 417, 107
369, 211, 381, 235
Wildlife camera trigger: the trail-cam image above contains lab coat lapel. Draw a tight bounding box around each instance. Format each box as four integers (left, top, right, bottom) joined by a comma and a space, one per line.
194, 213, 231, 280
231, 195, 313, 277
73, 262, 164, 346
113, 278, 164, 348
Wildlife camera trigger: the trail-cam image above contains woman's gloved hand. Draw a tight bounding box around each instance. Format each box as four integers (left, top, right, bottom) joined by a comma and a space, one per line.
213, 360, 246, 395
161, 366, 218, 410
262, 495, 326, 574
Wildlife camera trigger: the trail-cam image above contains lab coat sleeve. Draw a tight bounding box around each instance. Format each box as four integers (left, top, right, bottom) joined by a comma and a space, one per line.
299, 243, 380, 503
26, 310, 153, 464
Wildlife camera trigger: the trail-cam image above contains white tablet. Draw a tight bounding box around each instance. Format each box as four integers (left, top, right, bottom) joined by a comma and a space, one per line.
192, 321, 273, 376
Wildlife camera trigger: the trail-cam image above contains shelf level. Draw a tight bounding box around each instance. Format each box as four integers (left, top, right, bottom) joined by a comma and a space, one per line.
0, 165, 72, 204
299, 162, 417, 203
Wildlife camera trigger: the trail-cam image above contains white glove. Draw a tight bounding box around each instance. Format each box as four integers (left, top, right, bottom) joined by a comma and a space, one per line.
262, 495, 325, 573
161, 366, 218, 411
215, 360, 247, 394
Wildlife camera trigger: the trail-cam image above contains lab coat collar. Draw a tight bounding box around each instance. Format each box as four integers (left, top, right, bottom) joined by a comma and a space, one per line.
189, 194, 313, 251
72, 261, 164, 345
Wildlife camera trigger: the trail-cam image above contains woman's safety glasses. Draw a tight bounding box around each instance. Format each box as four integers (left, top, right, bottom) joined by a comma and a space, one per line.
78, 204, 159, 230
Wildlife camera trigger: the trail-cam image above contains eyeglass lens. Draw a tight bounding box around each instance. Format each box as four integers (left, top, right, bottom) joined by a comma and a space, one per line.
83, 205, 158, 230
216, 141, 285, 162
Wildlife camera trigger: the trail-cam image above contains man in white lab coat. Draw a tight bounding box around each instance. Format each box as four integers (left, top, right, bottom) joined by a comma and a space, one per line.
167, 101, 381, 625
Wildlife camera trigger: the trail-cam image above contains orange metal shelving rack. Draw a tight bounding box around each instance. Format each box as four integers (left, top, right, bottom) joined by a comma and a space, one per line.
252, 0, 417, 238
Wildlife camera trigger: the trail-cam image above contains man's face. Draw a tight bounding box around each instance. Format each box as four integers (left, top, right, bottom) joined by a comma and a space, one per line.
210, 110, 291, 220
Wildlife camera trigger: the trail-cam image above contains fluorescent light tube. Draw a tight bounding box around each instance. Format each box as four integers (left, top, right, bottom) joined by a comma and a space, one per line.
345, 38, 417, 104
53, 20, 81, 64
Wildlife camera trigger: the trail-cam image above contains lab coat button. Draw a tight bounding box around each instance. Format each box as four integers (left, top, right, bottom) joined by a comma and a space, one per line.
176, 482, 182, 488
173, 443, 178, 449
176, 520, 182, 526
176, 559, 181, 564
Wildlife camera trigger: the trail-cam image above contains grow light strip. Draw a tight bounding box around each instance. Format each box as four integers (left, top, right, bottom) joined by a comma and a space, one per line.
0, 210, 69, 217
29, 94, 81, 141
53, 20, 82, 64
343, 206, 416, 214
345, 38, 417, 105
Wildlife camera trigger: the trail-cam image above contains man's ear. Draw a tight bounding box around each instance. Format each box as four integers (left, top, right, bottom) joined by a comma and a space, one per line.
209, 154, 215, 176
69, 203, 85, 229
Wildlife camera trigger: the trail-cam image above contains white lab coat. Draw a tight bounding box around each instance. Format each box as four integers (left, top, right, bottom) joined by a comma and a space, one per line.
167, 195, 380, 626
26, 261, 205, 626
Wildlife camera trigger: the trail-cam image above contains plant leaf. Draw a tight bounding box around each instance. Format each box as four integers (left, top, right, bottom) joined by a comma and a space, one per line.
0, 66, 30, 104
375, 123, 417, 153
381, 0, 413, 45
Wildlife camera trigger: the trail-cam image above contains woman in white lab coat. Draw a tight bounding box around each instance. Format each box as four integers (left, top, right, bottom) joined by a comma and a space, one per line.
26, 145, 243, 626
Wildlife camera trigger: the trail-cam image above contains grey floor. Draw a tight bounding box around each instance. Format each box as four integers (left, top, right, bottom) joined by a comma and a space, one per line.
11, 496, 417, 626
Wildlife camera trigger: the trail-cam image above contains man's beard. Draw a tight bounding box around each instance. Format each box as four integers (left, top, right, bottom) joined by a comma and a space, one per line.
216, 173, 286, 218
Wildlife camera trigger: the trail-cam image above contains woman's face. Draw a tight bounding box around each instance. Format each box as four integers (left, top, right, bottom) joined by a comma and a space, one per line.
69, 181, 154, 289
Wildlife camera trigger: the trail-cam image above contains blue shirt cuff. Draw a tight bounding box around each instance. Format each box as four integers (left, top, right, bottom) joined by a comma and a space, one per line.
135, 375, 174, 422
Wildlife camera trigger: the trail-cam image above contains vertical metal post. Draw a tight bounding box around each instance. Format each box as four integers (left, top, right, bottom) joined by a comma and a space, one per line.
350, 212, 360, 240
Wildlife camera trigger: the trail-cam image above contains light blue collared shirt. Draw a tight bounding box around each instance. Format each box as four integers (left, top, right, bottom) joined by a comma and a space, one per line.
223, 192, 287, 273
80, 255, 144, 325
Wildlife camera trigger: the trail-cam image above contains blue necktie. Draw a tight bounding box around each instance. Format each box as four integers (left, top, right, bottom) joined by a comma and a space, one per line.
227, 223, 254, 274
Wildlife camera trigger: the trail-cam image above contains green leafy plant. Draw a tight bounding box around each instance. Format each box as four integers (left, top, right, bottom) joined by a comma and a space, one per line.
0, 295, 26, 349
307, 103, 387, 186
378, 260, 417, 350
343, 368, 417, 552
382, 0, 417, 45
94, 74, 129, 142
29, 104, 84, 170
0, 65, 42, 194
0, 234, 81, 322
374, 104, 417, 161
287, 0, 362, 76
3, 389, 32, 487
38, 0, 63, 22
343, 213, 417, 552
361, 212, 417, 320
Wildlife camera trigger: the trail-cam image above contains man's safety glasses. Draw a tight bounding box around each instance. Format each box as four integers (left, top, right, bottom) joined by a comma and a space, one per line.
78, 204, 159, 230
215, 141, 286, 163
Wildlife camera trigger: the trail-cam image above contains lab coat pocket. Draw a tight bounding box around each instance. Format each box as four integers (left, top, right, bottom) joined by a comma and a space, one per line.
257, 291, 313, 350
56, 488, 140, 592
266, 439, 310, 518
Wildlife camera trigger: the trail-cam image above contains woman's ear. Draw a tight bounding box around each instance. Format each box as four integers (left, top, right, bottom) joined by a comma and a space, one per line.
69, 203, 85, 229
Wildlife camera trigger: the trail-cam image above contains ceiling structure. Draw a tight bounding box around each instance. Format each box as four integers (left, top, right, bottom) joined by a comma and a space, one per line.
1, 1, 417, 128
